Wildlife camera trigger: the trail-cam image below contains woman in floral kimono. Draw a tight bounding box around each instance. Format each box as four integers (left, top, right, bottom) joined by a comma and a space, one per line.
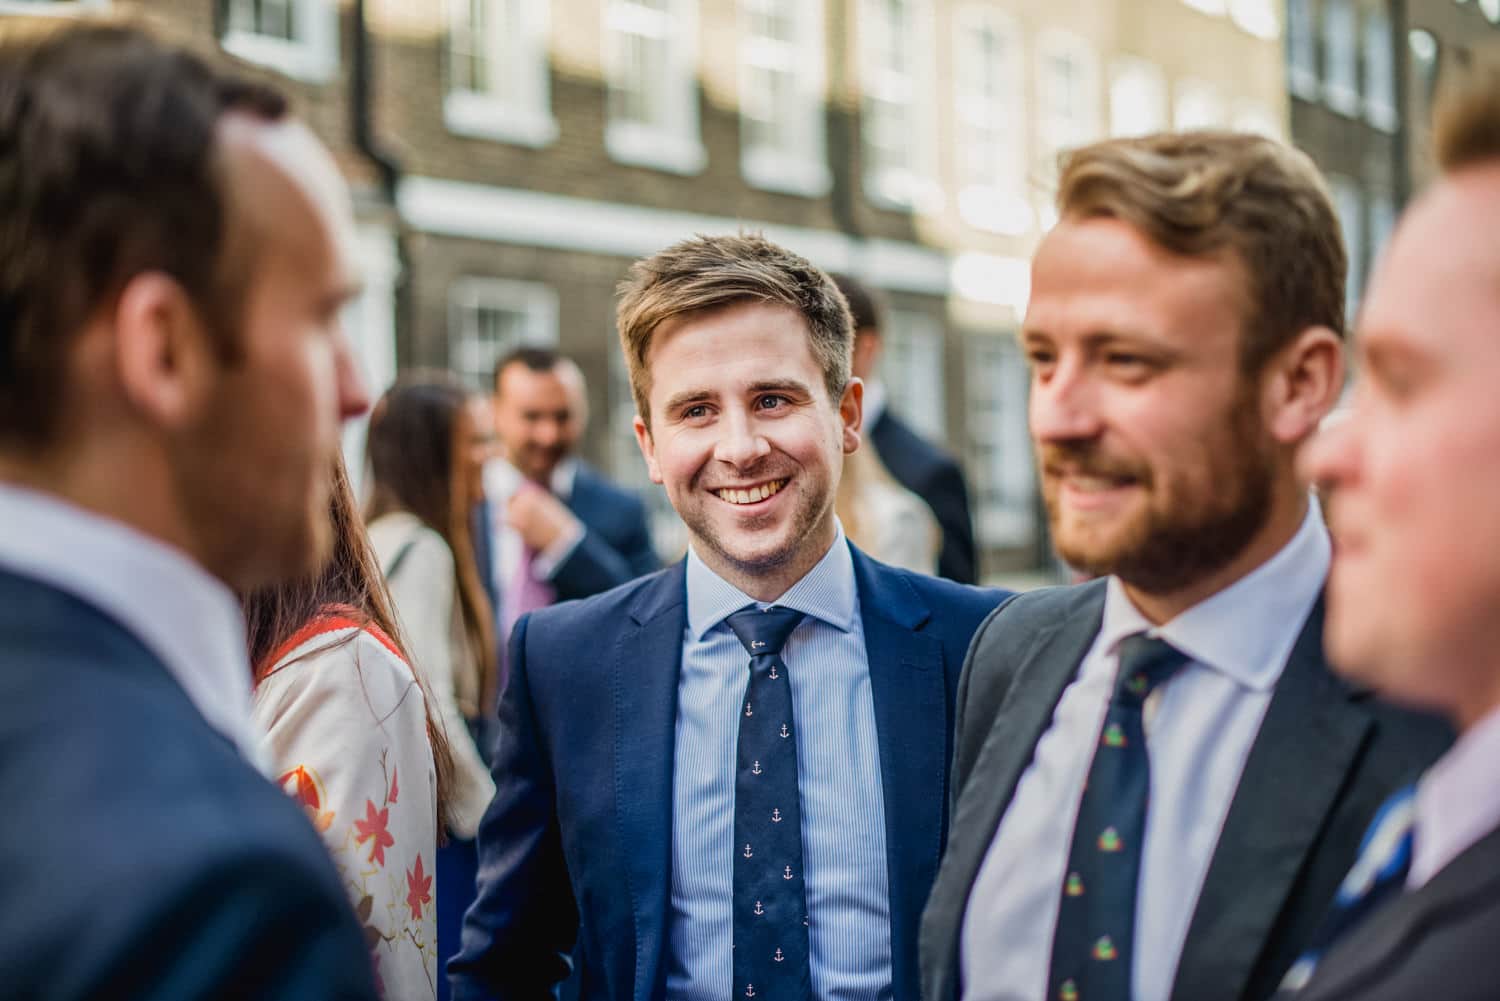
243, 457, 454, 999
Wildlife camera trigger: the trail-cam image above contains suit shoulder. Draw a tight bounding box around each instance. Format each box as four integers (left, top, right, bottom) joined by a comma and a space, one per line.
903, 572, 1011, 622
526, 563, 680, 633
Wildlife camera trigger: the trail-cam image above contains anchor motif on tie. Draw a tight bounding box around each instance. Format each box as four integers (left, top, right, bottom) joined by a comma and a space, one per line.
783, 865, 793, 880
751, 640, 767, 650
751, 760, 762, 775
743, 843, 754, 859
779, 724, 790, 739
771, 808, 782, 823
753, 901, 764, 916
768, 664, 779, 680
773, 948, 785, 963
745, 985, 756, 999
745, 701, 753, 718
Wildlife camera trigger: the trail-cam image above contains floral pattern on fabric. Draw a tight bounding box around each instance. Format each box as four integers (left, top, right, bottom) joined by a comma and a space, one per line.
253, 623, 439, 1000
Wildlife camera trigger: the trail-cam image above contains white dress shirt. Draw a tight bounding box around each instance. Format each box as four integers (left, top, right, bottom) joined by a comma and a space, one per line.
0, 483, 263, 766
961, 499, 1330, 1001
1410, 702, 1500, 889
481, 456, 584, 594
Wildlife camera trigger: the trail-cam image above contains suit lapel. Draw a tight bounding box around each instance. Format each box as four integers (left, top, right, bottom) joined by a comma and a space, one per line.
612, 562, 687, 1001
927, 583, 1106, 999
852, 551, 947, 1001
1301, 824, 1500, 999
1171, 598, 1372, 1001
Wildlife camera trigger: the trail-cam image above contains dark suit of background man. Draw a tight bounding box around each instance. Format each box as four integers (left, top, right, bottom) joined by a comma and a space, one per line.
1278, 68, 1500, 1001
830, 273, 978, 584
477, 347, 657, 662
919, 132, 1451, 1001
451, 234, 1008, 1001
0, 21, 378, 1000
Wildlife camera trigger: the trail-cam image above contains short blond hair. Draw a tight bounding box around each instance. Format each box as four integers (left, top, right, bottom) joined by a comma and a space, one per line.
1434, 66, 1500, 173
1056, 131, 1347, 370
616, 234, 853, 425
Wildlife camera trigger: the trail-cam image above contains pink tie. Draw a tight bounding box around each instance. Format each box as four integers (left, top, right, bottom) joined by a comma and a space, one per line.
503, 544, 556, 643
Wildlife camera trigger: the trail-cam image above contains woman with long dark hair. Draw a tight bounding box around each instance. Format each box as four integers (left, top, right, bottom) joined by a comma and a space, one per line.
364, 373, 497, 996
245, 456, 453, 1000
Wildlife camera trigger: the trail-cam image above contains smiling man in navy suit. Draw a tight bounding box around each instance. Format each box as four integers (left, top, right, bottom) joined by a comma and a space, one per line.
451, 234, 1007, 1001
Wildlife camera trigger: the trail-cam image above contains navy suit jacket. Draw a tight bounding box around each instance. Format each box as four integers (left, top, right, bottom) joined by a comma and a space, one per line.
450, 547, 1009, 1001
869, 411, 978, 585
0, 569, 378, 1000
474, 463, 659, 614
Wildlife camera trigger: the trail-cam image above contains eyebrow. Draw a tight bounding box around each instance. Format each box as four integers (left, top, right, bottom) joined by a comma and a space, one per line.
661, 379, 816, 416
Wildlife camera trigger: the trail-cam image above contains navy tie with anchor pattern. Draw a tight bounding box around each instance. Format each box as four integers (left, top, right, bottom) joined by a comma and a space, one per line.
726, 605, 811, 1001
1047, 633, 1188, 1001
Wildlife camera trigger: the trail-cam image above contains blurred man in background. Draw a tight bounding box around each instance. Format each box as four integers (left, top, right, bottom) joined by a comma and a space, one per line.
1282, 69, 1500, 1001
830, 273, 978, 583
0, 18, 377, 999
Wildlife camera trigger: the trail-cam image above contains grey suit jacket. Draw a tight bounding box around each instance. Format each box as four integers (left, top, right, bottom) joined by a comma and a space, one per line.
1277, 824, 1500, 1001
919, 580, 1452, 1001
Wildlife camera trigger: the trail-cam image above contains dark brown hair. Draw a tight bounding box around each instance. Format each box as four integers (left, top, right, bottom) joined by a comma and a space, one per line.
365, 373, 498, 711
244, 456, 456, 835
492, 344, 564, 394
616, 233, 853, 424
1056, 131, 1348, 371
0, 17, 287, 451
829, 272, 884, 334
1434, 66, 1500, 173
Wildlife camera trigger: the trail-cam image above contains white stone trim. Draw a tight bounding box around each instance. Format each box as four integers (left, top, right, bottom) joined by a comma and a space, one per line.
221, 0, 338, 84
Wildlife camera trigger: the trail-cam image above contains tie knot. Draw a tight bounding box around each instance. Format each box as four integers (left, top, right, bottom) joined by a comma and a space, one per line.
1113, 633, 1187, 705
725, 606, 806, 658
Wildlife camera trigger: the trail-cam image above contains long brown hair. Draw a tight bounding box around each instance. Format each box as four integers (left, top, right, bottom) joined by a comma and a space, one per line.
364, 373, 498, 711
243, 455, 455, 834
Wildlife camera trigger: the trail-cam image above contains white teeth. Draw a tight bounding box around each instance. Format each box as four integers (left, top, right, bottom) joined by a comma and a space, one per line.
1069, 476, 1120, 492
717, 480, 785, 505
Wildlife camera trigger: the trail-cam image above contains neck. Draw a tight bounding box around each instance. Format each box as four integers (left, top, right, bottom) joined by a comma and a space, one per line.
1122, 479, 1309, 626
698, 518, 839, 604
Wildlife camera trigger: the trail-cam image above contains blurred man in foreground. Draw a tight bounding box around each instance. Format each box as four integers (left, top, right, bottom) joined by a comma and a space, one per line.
0, 18, 377, 999
1282, 69, 1500, 1001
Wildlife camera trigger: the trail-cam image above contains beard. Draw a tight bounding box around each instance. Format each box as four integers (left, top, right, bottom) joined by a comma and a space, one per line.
678, 467, 832, 581
1041, 397, 1276, 594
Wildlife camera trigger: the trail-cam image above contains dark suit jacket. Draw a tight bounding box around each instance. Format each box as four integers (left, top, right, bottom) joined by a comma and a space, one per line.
869, 410, 978, 585
1277, 824, 1500, 1001
920, 580, 1453, 1001
449, 547, 1009, 1001
553, 462, 659, 601
0, 568, 378, 1000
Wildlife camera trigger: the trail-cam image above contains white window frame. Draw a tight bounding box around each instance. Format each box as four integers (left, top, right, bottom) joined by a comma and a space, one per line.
1482, 0, 1500, 25
1174, 77, 1225, 130
1287, 0, 1319, 100
860, 0, 942, 213
880, 309, 946, 440
952, 5, 1028, 235
1321, 0, 1361, 118
1180, 0, 1228, 14
447, 278, 559, 392
1229, 0, 1279, 39
603, 0, 706, 175
737, 0, 830, 197
1362, 5, 1398, 132
340, 224, 401, 498
0, 0, 108, 14
966, 332, 1034, 549
222, 0, 337, 83
1109, 55, 1168, 138
1232, 101, 1284, 138
445, 0, 558, 147
1034, 29, 1100, 200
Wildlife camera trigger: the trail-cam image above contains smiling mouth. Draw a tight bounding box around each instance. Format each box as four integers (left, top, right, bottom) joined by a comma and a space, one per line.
712, 479, 787, 506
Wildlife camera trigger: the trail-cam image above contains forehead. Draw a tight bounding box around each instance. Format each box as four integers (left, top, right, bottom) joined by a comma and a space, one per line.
646, 301, 822, 390
1025, 216, 1246, 350
1360, 171, 1500, 366
498, 364, 570, 404
217, 115, 360, 283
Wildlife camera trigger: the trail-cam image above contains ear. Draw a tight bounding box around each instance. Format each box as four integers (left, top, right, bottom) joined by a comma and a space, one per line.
113, 272, 216, 430
839, 377, 864, 455
632, 414, 664, 484
1261, 325, 1345, 446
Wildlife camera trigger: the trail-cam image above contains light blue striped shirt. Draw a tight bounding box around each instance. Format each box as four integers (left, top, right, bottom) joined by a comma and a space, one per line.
668, 531, 894, 1001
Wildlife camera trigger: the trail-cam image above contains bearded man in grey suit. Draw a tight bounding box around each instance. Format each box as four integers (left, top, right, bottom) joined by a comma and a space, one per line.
919, 131, 1451, 1001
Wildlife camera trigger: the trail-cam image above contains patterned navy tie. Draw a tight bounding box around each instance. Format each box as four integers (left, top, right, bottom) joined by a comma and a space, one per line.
725, 605, 811, 1001
1279, 783, 1417, 993
1047, 633, 1188, 1001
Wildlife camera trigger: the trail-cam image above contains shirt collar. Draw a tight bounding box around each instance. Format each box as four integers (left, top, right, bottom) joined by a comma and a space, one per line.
483, 455, 579, 502
862, 379, 888, 429
1097, 495, 1330, 692
686, 524, 857, 640
1411, 701, 1500, 888
0, 483, 264, 765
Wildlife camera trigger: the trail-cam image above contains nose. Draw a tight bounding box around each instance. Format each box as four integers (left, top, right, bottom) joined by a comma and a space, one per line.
713, 409, 771, 469
1298, 410, 1359, 494
334, 328, 370, 420
1029, 356, 1103, 444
